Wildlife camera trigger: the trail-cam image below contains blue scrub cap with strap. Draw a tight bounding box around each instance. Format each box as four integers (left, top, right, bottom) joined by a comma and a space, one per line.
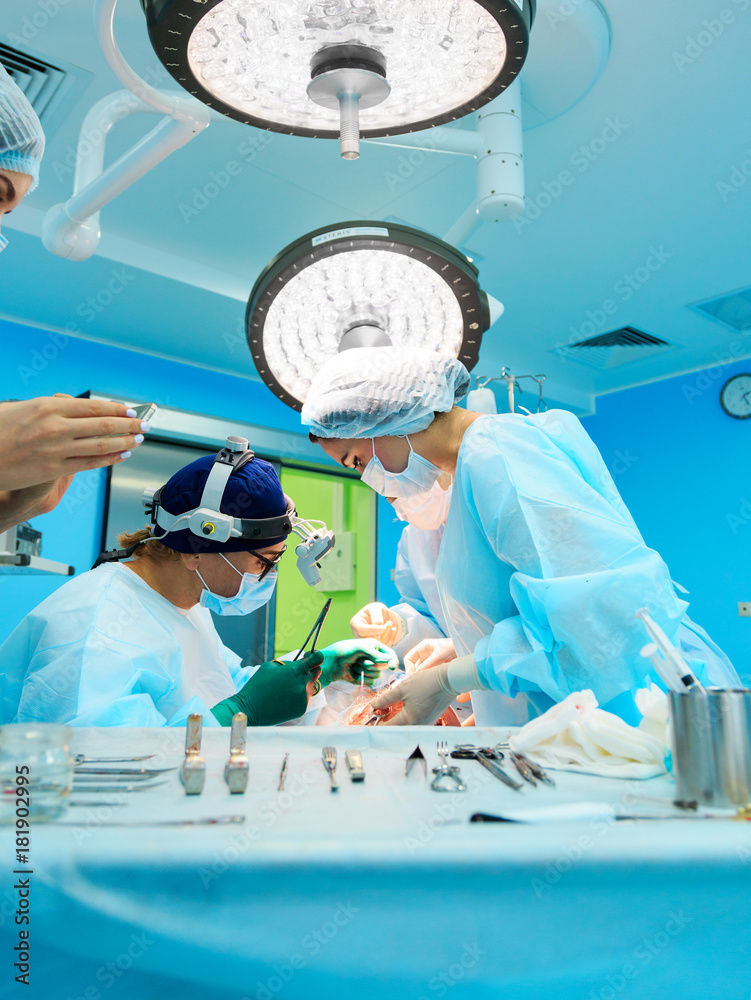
0, 62, 45, 192
154, 453, 288, 554
301, 347, 471, 439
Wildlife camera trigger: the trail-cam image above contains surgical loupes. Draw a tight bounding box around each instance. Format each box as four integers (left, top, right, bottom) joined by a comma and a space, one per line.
224, 713, 249, 794
180, 713, 206, 795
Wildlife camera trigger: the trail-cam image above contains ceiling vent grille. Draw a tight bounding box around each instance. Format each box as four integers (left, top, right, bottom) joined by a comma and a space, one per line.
692, 286, 751, 334
0, 42, 90, 140
551, 327, 675, 370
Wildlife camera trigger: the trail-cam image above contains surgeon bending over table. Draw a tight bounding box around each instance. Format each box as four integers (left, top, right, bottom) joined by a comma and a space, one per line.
0, 438, 394, 727
302, 347, 739, 727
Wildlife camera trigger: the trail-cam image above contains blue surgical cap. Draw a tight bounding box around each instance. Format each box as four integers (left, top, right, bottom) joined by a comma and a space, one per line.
301, 347, 470, 439
154, 454, 288, 554
0, 63, 45, 192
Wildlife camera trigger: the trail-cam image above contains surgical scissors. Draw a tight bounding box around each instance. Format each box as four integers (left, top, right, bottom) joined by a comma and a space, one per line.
450, 745, 523, 792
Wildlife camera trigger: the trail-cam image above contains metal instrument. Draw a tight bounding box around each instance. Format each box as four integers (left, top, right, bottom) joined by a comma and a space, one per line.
293, 598, 332, 660
278, 753, 289, 792
670, 689, 751, 808
431, 740, 467, 793
322, 745, 339, 792
180, 714, 206, 795
345, 749, 365, 782
57, 815, 246, 827
510, 750, 555, 787
73, 766, 176, 776
69, 780, 169, 796
223, 713, 249, 794
74, 754, 157, 764
406, 745, 427, 779
450, 745, 523, 792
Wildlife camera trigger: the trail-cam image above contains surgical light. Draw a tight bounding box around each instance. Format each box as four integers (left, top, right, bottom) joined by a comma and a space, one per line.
245, 220, 502, 411
140, 0, 535, 159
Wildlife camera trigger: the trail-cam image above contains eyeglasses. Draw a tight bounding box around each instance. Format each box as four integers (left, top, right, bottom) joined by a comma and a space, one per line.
0, 233, 8, 253
254, 545, 287, 581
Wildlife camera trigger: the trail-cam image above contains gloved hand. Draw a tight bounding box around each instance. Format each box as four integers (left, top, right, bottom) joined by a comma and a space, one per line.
404, 637, 457, 674
371, 655, 482, 726
350, 602, 406, 646
211, 650, 323, 726
319, 639, 398, 688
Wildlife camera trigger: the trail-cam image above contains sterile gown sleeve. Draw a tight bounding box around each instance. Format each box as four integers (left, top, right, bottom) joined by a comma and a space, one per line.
391, 525, 447, 660
445, 411, 719, 708
13, 629, 223, 728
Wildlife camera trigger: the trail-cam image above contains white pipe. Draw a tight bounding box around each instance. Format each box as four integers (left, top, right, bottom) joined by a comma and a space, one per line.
443, 201, 481, 247
95, 0, 175, 116
42, 0, 210, 260
364, 125, 483, 157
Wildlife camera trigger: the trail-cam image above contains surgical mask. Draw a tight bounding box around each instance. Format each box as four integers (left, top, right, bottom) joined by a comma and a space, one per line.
392, 481, 453, 531
197, 553, 276, 616
361, 437, 443, 499
0, 233, 8, 254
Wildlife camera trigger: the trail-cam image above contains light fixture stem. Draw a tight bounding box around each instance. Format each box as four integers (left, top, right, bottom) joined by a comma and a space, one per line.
338, 92, 360, 160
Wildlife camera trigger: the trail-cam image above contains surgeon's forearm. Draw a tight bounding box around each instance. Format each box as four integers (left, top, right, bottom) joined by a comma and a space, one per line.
446, 655, 484, 695
0, 492, 34, 533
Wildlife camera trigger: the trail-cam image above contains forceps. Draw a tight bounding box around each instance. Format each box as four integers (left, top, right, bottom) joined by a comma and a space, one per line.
74, 754, 157, 764
450, 745, 523, 792
293, 599, 332, 660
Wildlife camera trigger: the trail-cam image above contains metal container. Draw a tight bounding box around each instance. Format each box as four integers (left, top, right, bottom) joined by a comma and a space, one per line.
669, 689, 751, 807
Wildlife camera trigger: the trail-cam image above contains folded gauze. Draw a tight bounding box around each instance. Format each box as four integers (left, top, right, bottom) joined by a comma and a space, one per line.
508, 688, 668, 779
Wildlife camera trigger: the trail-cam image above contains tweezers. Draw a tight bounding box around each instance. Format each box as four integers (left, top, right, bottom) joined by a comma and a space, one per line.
70, 780, 169, 795
293, 598, 332, 660
74, 766, 177, 776
56, 815, 246, 827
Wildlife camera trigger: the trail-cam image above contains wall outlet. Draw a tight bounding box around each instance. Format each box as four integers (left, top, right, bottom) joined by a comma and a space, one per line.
739, 602, 751, 617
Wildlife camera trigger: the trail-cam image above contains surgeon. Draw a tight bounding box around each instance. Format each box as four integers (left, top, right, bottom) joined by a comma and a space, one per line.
0, 438, 395, 726
302, 347, 739, 726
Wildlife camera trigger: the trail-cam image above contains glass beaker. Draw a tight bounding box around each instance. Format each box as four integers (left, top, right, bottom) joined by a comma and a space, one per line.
0, 723, 74, 823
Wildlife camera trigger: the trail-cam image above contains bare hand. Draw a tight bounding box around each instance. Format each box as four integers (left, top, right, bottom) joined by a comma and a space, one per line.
0, 396, 148, 492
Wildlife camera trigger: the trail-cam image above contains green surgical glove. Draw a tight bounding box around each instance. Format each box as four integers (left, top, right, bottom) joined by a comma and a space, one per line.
318, 639, 398, 688
211, 650, 323, 727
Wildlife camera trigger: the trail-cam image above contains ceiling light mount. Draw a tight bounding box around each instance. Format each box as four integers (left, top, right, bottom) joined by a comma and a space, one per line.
246, 220, 502, 412
141, 0, 536, 152
307, 44, 390, 160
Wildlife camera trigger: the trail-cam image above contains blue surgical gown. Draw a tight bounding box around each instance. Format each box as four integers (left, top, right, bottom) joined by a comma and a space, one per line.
0, 563, 255, 726
391, 524, 448, 659
436, 411, 738, 726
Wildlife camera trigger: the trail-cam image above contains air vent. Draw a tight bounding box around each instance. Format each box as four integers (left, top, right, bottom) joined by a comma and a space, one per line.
0, 42, 91, 140
552, 327, 675, 370
693, 286, 751, 334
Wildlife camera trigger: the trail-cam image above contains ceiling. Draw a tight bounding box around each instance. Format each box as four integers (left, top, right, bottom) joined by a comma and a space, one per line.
1, 0, 750, 415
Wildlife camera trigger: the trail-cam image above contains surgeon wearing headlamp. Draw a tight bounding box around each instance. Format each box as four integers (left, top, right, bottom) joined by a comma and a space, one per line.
0, 437, 395, 727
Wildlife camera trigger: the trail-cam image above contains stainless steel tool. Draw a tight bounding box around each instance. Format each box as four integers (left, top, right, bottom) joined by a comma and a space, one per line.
345, 749, 365, 782
74, 754, 157, 764
56, 815, 246, 826
406, 745, 427, 779
450, 745, 523, 792
322, 746, 339, 792
74, 766, 177, 776
431, 740, 467, 792
278, 753, 289, 792
69, 780, 169, 796
223, 713, 249, 794
180, 714, 206, 795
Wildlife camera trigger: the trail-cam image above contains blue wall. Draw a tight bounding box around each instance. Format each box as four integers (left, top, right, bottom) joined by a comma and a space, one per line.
582, 359, 751, 683
0, 317, 308, 645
